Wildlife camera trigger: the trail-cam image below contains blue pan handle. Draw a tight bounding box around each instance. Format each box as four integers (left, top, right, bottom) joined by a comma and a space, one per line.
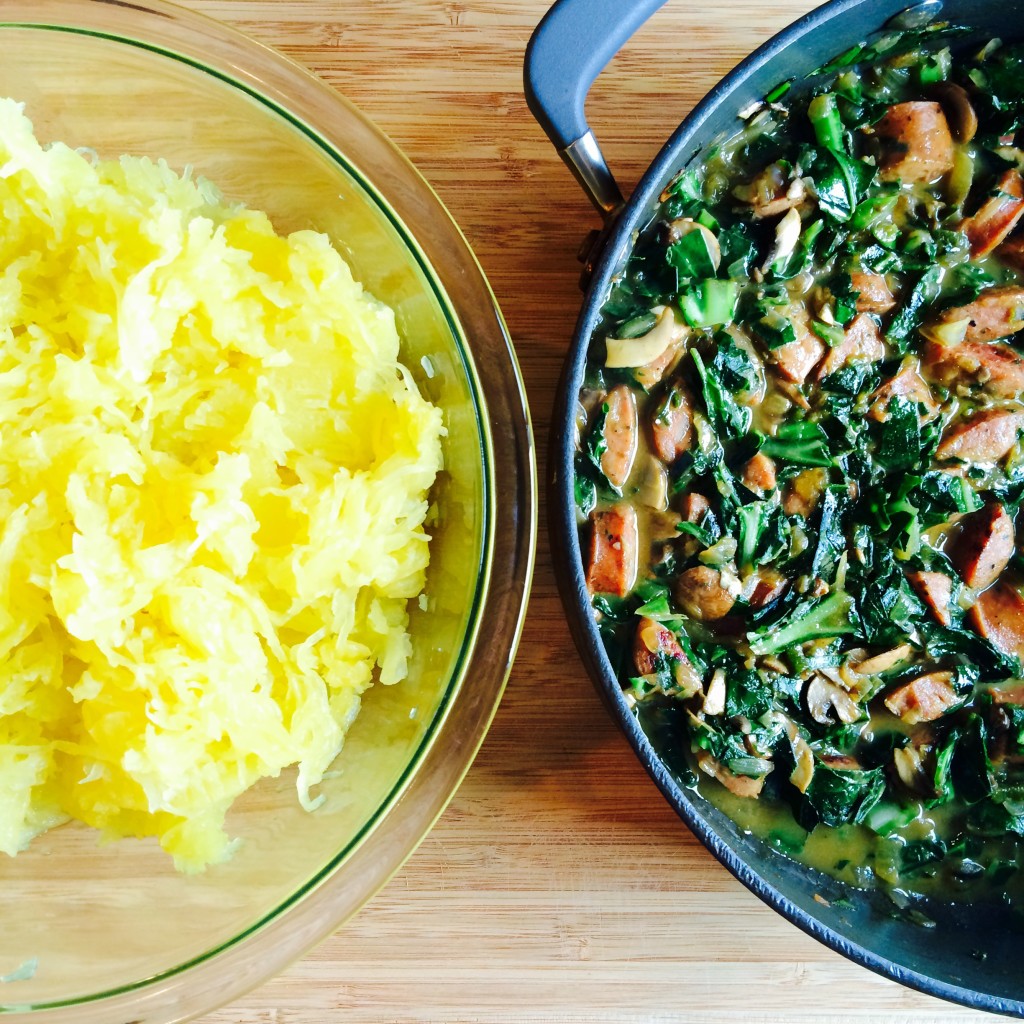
524, 0, 670, 219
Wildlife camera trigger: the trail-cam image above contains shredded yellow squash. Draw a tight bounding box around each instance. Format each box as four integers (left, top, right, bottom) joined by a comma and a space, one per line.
0, 100, 443, 870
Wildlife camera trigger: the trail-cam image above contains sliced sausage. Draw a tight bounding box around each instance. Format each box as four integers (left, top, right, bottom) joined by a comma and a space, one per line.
598, 384, 638, 489
869, 362, 938, 421
650, 378, 694, 464
850, 271, 897, 314
934, 81, 978, 144
771, 310, 825, 384
633, 617, 698, 694
815, 312, 886, 380
968, 581, 1024, 659
949, 502, 1015, 590
749, 573, 788, 610
874, 101, 955, 184
585, 505, 639, 598
935, 285, 1024, 343
679, 491, 711, 524
674, 566, 735, 621
740, 451, 777, 493
990, 684, 1024, 706
905, 570, 954, 626
960, 170, 1024, 257
883, 671, 960, 724
936, 409, 1024, 463
922, 338, 1024, 399
997, 234, 1024, 275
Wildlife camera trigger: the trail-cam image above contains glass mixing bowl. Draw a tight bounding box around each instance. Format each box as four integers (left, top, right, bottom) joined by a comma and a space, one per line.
0, 2, 535, 1021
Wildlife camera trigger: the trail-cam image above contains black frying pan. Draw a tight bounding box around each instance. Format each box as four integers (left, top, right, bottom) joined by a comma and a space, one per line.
526, 0, 1024, 1014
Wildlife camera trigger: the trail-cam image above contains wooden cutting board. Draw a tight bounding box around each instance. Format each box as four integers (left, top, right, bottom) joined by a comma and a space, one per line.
182, 2, 1012, 1021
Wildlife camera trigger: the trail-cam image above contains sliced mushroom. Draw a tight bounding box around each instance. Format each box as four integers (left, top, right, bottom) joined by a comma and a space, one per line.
789, 734, 815, 794
733, 162, 807, 219
893, 743, 932, 794
805, 674, 862, 725
762, 206, 802, 271
851, 643, 914, 675
605, 306, 688, 373
702, 668, 727, 716
634, 455, 669, 511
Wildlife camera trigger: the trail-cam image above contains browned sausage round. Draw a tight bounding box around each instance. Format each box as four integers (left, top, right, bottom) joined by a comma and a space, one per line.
936, 409, 1024, 463
650, 377, 694, 464
905, 570, 954, 626
815, 312, 885, 380
585, 505, 638, 597
740, 451, 777, 493
960, 169, 1024, 257
935, 285, 1024, 343
850, 271, 896, 314
922, 338, 1024, 398
599, 384, 638, 489
674, 566, 735, 621
969, 581, 1024, 659
949, 502, 1015, 590
874, 101, 955, 184
883, 672, 960, 724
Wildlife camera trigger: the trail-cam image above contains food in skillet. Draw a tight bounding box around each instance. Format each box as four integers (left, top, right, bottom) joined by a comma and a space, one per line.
0, 100, 443, 871
576, 30, 1024, 895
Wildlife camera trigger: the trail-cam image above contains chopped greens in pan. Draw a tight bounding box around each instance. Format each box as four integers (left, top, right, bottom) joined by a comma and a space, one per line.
576, 28, 1024, 898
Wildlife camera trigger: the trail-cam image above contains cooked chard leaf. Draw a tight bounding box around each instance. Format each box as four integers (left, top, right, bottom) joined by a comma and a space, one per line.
692, 349, 751, 439
760, 421, 833, 467
749, 589, 859, 656
801, 763, 886, 828
886, 265, 943, 351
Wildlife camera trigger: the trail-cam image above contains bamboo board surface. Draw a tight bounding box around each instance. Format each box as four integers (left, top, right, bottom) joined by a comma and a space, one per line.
178, 2, 1013, 1021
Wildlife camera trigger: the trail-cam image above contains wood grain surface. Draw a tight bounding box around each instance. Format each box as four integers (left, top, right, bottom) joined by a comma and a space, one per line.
178, 2, 1013, 1022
